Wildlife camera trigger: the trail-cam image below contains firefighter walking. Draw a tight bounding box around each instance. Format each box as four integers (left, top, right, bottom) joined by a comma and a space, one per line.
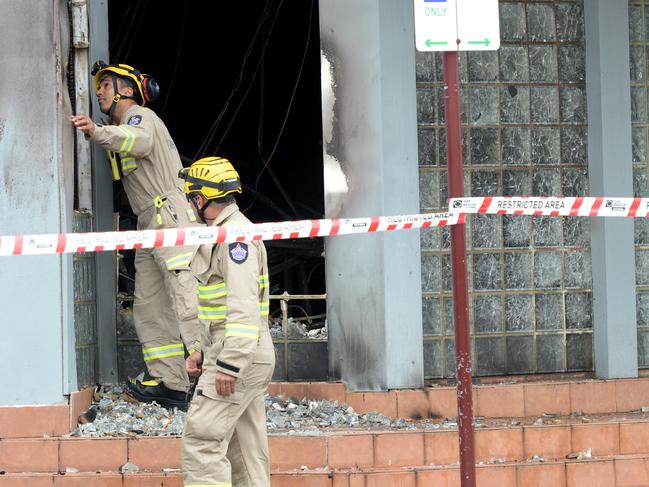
180, 157, 275, 487
71, 61, 202, 409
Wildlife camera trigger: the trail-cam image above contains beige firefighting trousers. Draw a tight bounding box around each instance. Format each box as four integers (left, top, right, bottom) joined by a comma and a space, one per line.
133, 190, 200, 392
182, 331, 275, 486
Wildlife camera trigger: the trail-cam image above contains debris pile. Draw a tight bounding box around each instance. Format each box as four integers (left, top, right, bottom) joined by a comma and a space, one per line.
73, 385, 414, 437
72, 385, 186, 437
265, 395, 411, 431
269, 317, 327, 340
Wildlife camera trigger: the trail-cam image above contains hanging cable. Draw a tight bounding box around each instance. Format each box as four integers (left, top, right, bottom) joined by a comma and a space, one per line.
159, 0, 188, 117
121, 0, 150, 62
193, 0, 279, 159
109, 1, 137, 55
112, 1, 144, 61
243, 0, 315, 214
213, 0, 285, 154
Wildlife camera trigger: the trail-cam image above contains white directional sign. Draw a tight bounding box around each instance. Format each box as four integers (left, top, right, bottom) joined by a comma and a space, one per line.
414, 0, 500, 52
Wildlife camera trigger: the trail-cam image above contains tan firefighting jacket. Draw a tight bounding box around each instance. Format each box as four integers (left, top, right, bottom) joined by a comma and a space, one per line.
89, 104, 202, 354
89, 104, 188, 217
191, 203, 274, 379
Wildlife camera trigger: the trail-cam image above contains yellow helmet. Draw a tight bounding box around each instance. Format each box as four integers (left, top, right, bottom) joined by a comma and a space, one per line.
179, 157, 242, 201
91, 60, 159, 106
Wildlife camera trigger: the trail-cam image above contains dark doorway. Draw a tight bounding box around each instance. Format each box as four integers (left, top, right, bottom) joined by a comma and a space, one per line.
107, 0, 325, 315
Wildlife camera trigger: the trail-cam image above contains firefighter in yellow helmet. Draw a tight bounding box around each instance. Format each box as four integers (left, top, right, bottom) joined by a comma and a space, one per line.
70, 61, 202, 409
179, 157, 275, 487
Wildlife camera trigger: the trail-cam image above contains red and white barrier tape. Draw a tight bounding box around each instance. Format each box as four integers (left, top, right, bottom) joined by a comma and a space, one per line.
0, 211, 464, 257
449, 197, 649, 218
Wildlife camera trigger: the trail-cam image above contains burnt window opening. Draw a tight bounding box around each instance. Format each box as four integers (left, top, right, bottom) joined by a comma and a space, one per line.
108, 0, 326, 323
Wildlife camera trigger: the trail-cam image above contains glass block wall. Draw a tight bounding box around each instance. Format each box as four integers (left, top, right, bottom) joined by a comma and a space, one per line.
417, 0, 593, 378
631, 1, 649, 367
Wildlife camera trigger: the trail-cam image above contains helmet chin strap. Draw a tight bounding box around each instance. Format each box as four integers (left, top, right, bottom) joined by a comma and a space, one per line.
190, 196, 213, 224
103, 76, 137, 120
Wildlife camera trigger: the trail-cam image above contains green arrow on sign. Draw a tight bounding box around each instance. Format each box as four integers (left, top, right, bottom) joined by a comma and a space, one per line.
468, 38, 491, 47
425, 39, 448, 47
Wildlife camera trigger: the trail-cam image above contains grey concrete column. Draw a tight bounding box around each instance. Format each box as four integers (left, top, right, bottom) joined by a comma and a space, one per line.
585, 0, 638, 378
319, 0, 423, 390
88, 0, 118, 383
0, 0, 76, 404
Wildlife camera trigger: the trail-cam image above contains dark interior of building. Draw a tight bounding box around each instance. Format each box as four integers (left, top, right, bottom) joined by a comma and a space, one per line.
107, 0, 326, 319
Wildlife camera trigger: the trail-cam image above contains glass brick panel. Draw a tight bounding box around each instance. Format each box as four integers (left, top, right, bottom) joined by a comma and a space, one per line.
503, 129, 532, 166
473, 253, 502, 289
534, 216, 563, 247
417, 0, 591, 378
474, 296, 503, 333
506, 294, 534, 331
423, 340, 443, 378
505, 252, 533, 289
535, 252, 563, 289
473, 214, 501, 249
422, 297, 442, 336
503, 214, 532, 247
507, 335, 535, 373
566, 333, 592, 371
537, 335, 566, 372
536, 294, 564, 330
566, 292, 592, 329
421, 254, 441, 292
418, 129, 436, 166
527, 3, 557, 42
476, 337, 506, 375
530, 46, 558, 82
500, 2, 527, 41
500, 46, 530, 82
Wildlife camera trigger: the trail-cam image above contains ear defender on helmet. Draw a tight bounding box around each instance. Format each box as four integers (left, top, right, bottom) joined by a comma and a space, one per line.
141, 76, 160, 104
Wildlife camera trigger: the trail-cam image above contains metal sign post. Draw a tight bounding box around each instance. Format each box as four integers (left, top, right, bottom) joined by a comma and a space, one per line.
414, 1, 500, 486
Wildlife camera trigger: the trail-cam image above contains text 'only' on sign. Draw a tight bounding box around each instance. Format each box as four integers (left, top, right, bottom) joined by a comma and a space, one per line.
414, 0, 500, 52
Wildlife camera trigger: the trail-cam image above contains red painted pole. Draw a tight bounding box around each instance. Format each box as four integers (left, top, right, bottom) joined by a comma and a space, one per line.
443, 50, 476, 487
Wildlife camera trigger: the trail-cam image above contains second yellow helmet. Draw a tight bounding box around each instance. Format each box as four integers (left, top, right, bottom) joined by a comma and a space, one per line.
179, 157, 242, 201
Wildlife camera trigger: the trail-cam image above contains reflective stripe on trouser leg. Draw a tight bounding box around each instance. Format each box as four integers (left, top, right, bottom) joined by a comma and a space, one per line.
133, 248, 190, 391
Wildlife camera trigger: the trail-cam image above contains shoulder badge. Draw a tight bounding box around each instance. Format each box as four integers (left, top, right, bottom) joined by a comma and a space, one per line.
127, 115, 142, 126
228, 242, 248, 264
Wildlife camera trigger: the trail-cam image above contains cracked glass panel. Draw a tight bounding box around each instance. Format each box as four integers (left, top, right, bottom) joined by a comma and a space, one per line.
419, 170, 440, 210
535, 252, 563, 289
566, 293, 593, 329
534, 216, 562, 247
631, 0, 649, 369
532, 128, 561, 165
472, 214, 502, 248
503, 129, 531, 166
561, 128, 587, 165
422, 297, 442, 336
503, 214, 532, 247
536, 294, 564, 330
505, 252, 532, 289
474, 296, 503, 333
506, 294, 534, 331
417, 129, 436, 166
417, 0, 590, 378
473, 253, 502, 289
530, 46, 557, 82
501, 86, 531, 123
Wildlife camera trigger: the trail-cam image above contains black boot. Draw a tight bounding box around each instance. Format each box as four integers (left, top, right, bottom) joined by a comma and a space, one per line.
125, 377, 188, 410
